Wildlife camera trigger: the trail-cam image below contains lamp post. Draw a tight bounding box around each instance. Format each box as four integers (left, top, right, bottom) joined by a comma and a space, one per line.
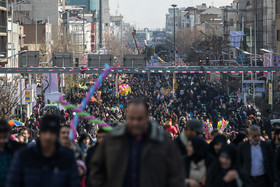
171, 4, 177, 65
99, 0, 102, 50
80, 5, 86, 52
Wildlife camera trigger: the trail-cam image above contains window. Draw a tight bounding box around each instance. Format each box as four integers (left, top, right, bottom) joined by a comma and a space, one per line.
277, 1, 280, 15
229, 19, 234, 26
278, 30, 280, 41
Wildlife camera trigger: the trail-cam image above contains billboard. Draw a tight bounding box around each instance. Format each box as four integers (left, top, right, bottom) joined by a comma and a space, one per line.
19, 51, 39, 67
88, 54, 113, 67
123, 55, 146, 67
242, 80, 265, 92
53, 53, 73, 67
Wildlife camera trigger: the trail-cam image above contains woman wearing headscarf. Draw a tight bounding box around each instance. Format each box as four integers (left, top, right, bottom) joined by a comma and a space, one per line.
184, 137, 214, 187
209, 134, 227, 159
206, 144, 246, 187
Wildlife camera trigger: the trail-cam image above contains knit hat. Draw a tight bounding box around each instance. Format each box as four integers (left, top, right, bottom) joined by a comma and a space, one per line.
76, 160, 87, 175
39, 115, 61, 135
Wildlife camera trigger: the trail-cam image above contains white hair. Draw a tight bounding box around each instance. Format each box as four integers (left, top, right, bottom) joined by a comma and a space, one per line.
248, 125, 260, 134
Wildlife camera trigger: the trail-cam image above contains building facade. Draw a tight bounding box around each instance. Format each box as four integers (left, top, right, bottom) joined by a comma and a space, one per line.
0, 0, 7, 66
7, 21, 24, 67
276, 0, 280, 54
237, 0, 276, 52
66, 0, 99, 12
165, 7, 184, 34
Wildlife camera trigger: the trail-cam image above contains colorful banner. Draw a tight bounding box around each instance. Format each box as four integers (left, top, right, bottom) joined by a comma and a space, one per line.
269, 83, 273, 105
273, 55, 280, 67
43, 73, 59, 94
173, 73, 176, 97
25, 90, 31, 102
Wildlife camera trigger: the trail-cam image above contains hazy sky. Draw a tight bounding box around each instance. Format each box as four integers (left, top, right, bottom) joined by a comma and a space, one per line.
110, 0, 233, 29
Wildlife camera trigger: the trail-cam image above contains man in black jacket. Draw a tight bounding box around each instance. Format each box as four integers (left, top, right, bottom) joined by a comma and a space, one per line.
0, 119, 23, 187
174, 119, 203, 156
6, 115, 80, 187
237, 125, 276, 187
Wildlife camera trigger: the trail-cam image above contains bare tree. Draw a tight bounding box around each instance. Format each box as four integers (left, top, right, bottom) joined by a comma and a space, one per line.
0, 77, 21, 119
105, 33, 136, 57
175, 28, 202, 55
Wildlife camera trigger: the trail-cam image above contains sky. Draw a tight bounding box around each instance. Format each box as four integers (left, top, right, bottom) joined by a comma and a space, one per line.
110, 0, 233, 29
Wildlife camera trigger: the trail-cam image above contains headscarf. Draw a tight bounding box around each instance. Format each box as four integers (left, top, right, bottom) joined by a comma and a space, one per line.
212, 134, 227, 145
188, 137, 209, 163
218, 144, 237, 169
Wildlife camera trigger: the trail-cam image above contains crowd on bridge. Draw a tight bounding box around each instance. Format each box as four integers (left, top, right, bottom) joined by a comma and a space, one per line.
1, 73, 280, 187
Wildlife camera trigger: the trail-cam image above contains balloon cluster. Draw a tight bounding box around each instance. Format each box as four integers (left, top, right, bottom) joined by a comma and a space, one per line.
203, 120, 213, 133
218, 119, 229, 131
57, 64, 112, 141
119, 84, 131, 96
203, 120, 213, 141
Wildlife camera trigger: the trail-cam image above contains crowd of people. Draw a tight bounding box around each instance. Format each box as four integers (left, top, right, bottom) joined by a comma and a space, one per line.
0, 73, 280, 187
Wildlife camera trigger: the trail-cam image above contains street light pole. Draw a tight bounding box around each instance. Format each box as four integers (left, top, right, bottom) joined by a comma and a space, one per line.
99, 0, 102, 49
171, 4, 177, 65
83, 7, 85, 52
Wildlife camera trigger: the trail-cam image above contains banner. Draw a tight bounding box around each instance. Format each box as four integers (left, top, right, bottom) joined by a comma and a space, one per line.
173, 73, 176, 96
269, 83, 273, 105
230, 31, 245, 48
263, 53, 273, 67
25, 90, 31, 102
237, 89, 241, 103
17, 79, 25, 105
43, 73, 59, 94
273, 55, 280, 67
147, 62, 171, 67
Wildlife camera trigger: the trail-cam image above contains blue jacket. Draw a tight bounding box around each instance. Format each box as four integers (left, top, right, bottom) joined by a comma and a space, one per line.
6, 140, 80, 187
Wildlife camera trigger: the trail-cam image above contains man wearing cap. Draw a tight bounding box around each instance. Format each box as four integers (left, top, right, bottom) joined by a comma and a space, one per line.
6, 115, 80, 187
174, 119, 203, 156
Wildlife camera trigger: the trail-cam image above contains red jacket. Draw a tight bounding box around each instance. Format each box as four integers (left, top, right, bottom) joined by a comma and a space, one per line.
165, 125, 178, 136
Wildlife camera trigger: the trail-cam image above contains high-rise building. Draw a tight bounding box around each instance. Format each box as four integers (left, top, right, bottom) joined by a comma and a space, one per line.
276, 0, 280, 54
66, 0, 99, 12
0, 0, 8, 65
90, 0, 99, 12
237, 0, 276, 52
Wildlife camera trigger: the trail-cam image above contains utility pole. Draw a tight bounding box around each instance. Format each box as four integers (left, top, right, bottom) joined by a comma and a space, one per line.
250, 26, 253, 67
35, 12, 37, 51
47, 17, 49, 66
83, 6, 85, 52
171, 4, 177, 65
121, 15, 123, 58
11, 2, 14, 69
99, 0, 102, 49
